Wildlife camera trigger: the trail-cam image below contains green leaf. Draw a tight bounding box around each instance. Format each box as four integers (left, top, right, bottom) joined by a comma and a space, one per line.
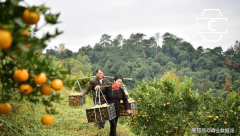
45, 13, 61, 24
1, 23, 15, 31
42, 99, 53, 107
10, 0, 21, 6
38, 5, 50, 14
29, 98, 40, 104
14, 18, 26, 27
17, 42, 29, 52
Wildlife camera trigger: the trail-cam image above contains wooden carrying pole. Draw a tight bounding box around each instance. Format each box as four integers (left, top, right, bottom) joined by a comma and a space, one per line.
78, 76, 132, 81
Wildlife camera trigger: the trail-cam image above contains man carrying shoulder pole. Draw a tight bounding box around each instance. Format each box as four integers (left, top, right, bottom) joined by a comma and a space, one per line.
80, 68, 111, 129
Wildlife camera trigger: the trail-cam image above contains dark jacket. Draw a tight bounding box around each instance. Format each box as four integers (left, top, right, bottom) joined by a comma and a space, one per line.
101, 86, 130, 117
82, 76, 111, 103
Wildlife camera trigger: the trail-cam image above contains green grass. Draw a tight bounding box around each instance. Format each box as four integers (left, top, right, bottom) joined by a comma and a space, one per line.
0, 88, 136, 136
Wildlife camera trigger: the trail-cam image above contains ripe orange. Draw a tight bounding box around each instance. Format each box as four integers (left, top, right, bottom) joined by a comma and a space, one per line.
41, 114, 54, 125
215, 116, 219, 119
34, 73, 47, 84
208, 116, 212, 119
40, 85, 53, 95
224, 121, 227, 125
22, 8, 40, 25
72, 75, 77, 80
21, 29, 30, 36
13, 69, 29, 82
0, 103, 11, 114
51, 79, 63, 90
0, 30, 12, 50
19, 84, 33, 96
174, 127, 178, 130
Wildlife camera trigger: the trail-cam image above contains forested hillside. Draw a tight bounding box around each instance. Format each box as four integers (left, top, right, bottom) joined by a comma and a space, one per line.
45, 32, 240, 98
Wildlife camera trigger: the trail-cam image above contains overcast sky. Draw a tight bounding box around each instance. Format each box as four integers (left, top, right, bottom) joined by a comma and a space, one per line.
23, 0, 240, 53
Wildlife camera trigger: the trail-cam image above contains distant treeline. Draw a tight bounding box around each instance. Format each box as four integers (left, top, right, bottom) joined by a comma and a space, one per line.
44, 32, 240, 98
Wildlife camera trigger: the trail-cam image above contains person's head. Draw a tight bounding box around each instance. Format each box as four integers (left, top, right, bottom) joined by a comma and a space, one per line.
113, 75, 123, 88
96, 68, 104, 80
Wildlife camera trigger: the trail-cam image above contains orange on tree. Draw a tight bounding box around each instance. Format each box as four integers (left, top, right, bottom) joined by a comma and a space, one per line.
19, 84, 33, 96
215, 116, 219, 119
0, 103, 11, 114
72, 75, 77, 80
0, 30, 12, 50
22, 8, 40, 25
21, 29, 30, 36
34, 73, 47, 84
13, 69, 29, 82
208, 116, 212, 119
41, 114, 54, 125
51, 79, 63, 90
40, 85, 53, 95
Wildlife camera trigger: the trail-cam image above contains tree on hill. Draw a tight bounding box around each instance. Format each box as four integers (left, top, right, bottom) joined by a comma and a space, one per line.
100, 34, 112, 47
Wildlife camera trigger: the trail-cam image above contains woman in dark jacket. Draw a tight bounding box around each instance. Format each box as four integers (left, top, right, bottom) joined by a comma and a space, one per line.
96, 75, 131, 136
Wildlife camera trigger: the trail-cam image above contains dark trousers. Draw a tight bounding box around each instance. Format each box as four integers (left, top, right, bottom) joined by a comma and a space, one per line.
109, 117, 119, 136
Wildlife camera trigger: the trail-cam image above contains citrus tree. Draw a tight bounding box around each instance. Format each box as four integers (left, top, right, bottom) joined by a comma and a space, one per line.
0, 0, 68, 125
126, 73, 240, 135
